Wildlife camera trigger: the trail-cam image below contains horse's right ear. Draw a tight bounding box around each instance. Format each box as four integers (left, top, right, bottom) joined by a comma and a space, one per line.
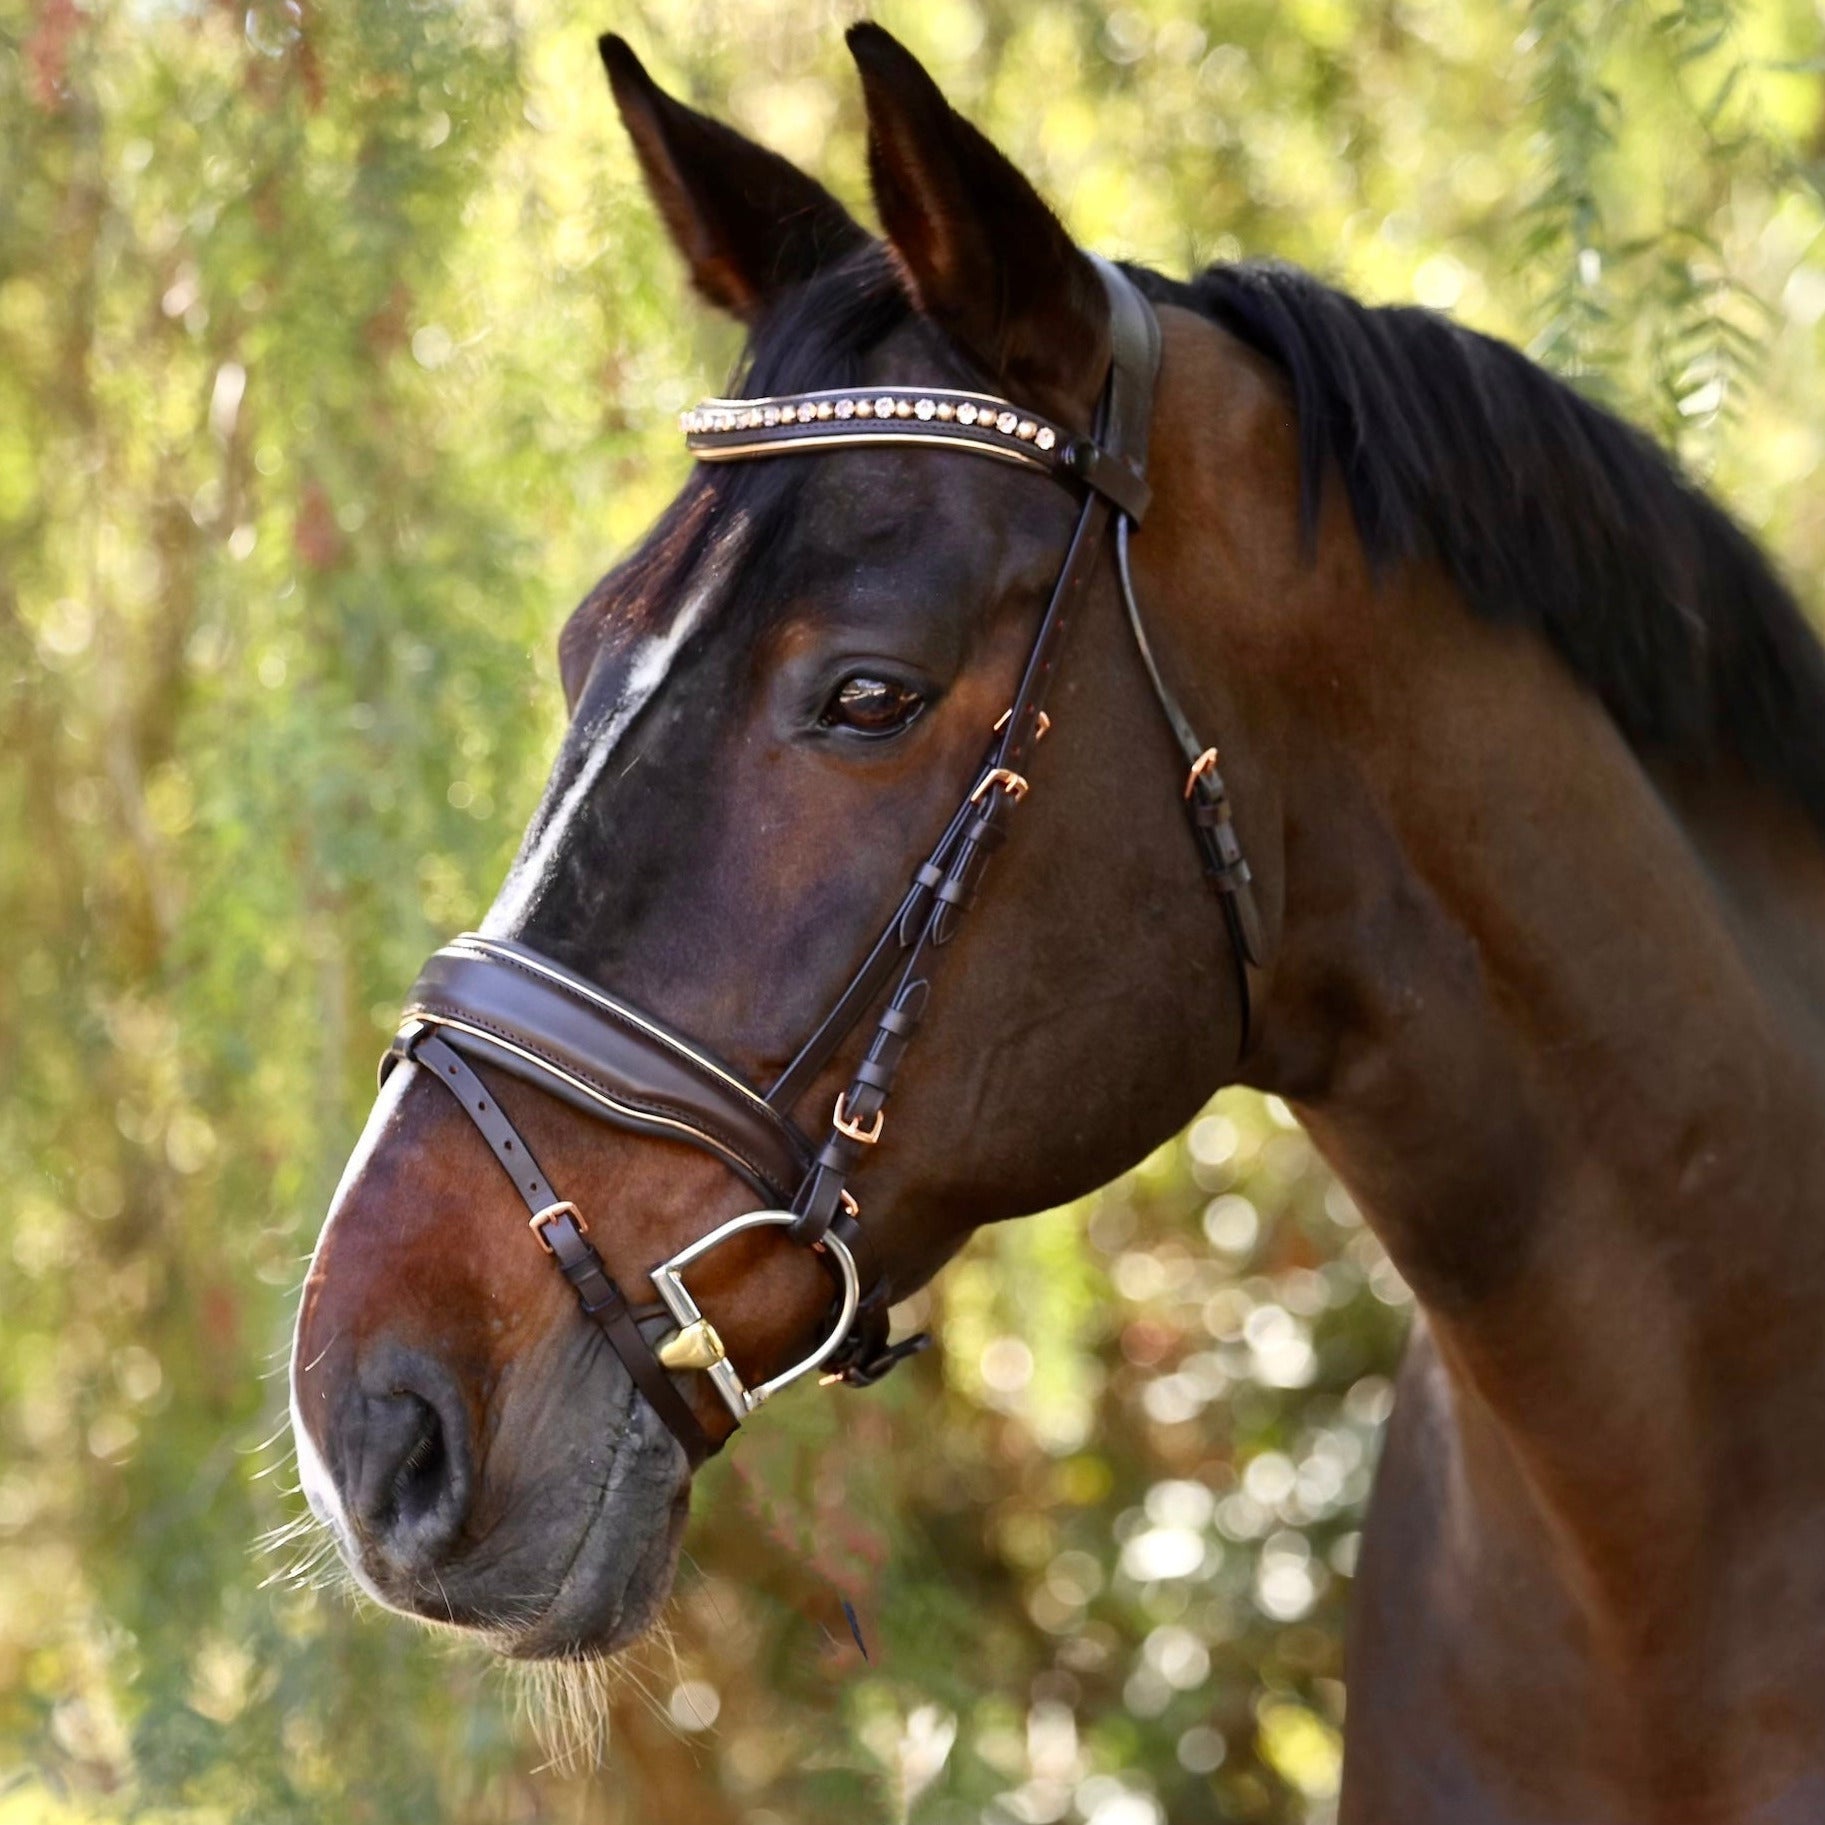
599, 36, 870, 323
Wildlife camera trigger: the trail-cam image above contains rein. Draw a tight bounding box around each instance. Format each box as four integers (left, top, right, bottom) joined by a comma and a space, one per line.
383, 260, 1262, 1467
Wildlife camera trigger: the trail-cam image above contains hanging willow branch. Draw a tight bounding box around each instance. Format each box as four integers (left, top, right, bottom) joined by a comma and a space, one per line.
1517, 0, 1785, 470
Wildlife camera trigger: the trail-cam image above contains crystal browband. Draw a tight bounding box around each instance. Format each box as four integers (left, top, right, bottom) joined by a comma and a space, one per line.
681, 385, 1070, 479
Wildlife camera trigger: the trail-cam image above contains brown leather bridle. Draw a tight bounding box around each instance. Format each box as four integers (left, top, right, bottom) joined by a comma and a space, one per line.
382, 261, 1263, 1467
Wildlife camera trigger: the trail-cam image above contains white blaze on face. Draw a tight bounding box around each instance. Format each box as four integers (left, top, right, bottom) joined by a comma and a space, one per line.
481, 527, 745, 939
289, 521, 743, 1565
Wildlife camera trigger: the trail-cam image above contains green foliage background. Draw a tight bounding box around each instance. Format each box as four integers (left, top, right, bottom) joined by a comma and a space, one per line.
3, 1, 1823, 1820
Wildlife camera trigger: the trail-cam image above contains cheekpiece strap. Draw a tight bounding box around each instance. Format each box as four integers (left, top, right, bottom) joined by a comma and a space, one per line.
784, 260, 1165, 1282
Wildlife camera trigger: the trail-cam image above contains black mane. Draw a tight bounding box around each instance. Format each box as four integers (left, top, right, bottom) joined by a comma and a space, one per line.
1131, 260, 1825, 834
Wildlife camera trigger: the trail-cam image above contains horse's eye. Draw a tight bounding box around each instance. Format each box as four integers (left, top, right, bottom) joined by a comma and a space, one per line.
821, 674, 926, 737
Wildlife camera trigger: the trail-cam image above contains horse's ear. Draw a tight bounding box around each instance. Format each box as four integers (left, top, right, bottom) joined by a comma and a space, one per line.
847, 22, 1108, 418
599, 35, 870, 323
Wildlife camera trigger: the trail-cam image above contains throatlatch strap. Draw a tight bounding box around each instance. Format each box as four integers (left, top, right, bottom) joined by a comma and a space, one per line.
401, 1026, 719, 1465
1113, 516, 1263, 1048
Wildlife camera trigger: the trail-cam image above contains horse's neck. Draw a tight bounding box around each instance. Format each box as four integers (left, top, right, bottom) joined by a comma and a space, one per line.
1651, 754, 1825, 1038
1249, 562, 1825, 1598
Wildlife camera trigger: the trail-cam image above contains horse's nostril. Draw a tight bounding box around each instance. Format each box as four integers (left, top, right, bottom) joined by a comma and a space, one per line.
386, 1395, 448, 1527
345, 1354, 472, 1579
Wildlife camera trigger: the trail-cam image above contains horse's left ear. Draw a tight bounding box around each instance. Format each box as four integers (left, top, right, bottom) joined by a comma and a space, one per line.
600, 34, 871, 323
847, 22, 1109, 420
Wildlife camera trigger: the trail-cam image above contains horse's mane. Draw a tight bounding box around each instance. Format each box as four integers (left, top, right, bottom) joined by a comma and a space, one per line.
1129, 259, 1825, 835
712, 248, 1825, 834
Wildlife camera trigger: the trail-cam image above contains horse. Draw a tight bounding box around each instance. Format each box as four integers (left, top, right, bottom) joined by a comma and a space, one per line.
289, 24, 1825, 1822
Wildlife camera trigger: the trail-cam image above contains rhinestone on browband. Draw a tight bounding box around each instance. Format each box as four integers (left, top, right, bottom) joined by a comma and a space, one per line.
681, 386, 1067, 475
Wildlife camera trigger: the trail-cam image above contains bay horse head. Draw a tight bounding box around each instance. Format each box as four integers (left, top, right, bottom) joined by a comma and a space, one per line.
292, 12, 1825, 1810
290, 26, 1270, 1658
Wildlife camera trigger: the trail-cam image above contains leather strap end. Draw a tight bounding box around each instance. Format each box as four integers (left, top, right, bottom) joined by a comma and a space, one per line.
1228, 881, 1267, 969
835, 1325, 931, 1389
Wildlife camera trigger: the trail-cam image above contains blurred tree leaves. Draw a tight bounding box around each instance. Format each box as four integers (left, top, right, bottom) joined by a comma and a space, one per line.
2, 1, 1822, 1822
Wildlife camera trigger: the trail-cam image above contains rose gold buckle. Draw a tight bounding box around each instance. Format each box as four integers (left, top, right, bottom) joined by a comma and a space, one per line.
993, 708, 1051, 740
833, 1092, 884, 1145
969, 767, 1029, 805
528, 1200, 585, 1255
1184, 748, 1219, 799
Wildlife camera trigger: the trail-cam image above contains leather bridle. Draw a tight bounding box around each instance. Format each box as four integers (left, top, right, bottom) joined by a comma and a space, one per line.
382, 260, 1263, 1468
